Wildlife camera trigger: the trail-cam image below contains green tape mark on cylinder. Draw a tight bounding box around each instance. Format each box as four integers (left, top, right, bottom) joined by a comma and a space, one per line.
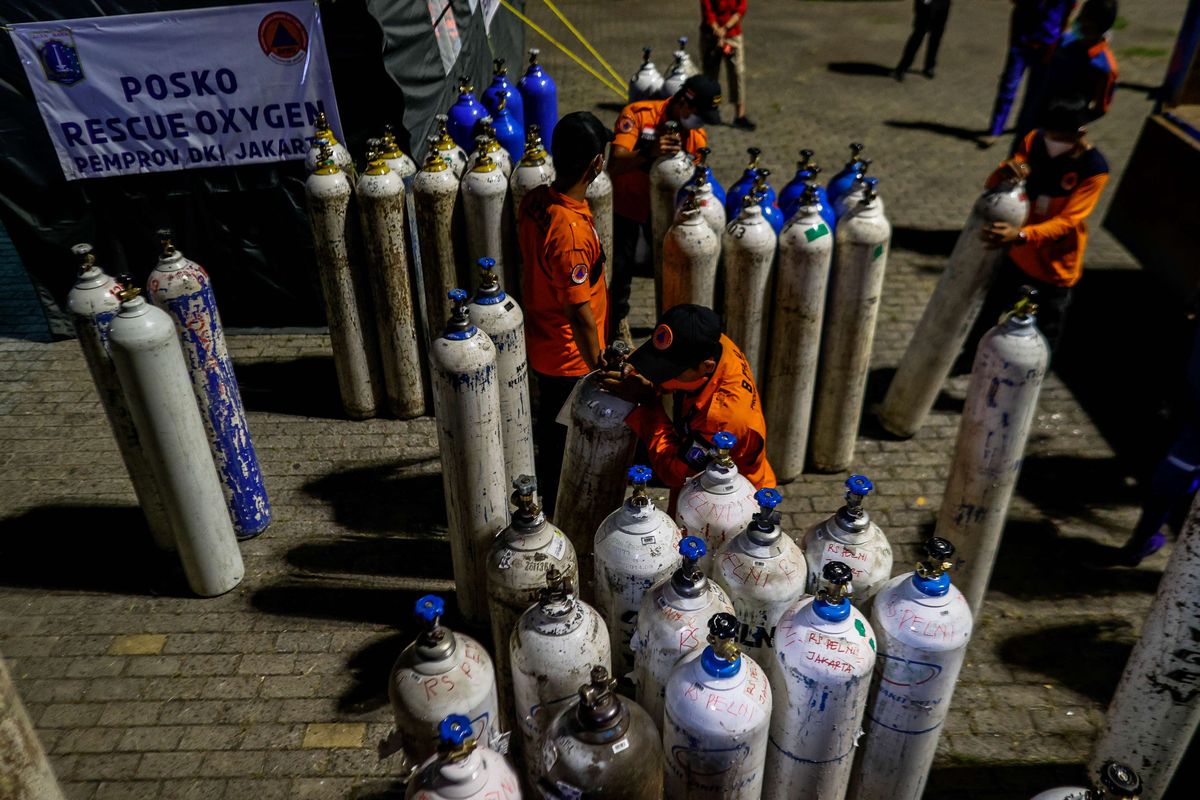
873, 243, 884, 259
805, 224, 830, 242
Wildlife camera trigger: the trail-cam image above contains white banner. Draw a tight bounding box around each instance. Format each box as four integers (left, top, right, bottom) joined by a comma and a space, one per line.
9, 1, 341, 181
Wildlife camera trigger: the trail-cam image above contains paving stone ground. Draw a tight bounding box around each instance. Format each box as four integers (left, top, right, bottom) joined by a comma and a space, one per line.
0, 0, 1193, 797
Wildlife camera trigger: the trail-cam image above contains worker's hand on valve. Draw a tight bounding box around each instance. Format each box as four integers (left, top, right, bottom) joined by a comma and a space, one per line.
653, 133, 682, 159
1000, 159, 1030, 181
981, 222, 1021, 245
598, 365, 657, 405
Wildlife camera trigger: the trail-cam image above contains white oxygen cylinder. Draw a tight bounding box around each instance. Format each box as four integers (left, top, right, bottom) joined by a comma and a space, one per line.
879, 178, 1029, 438
766, 184, 835, 481
649, 122, 695, 312
462, 153, 515, 296
673, 431, 758, 575
659, 49, 688, 98
429, 290, 509, 622
722, 187, 778, 383
935, 295, 1048, 613
849, 537, 973, 800
1032, 761, 1142, 800
509, 124, 556, 212
662, 188, 721, 310
469, 257, 535, 488
107, 288, 243, 597
593, 465, 684, 682
554, 341, 638, 595
586, 170, 615, 278
632, 536, 734, 733
686, 165, 727, 239
465, 122, 514, 178
380, 125, 418, 178
304, 112, 354, 178
67, 245, 173, 550
801, 474, 894, 606
663, 612, 772, 798
357, 146, 425, 419
676, 36, 699, 77
510, 568, 611, 774
629, 46, 665, 101
810, 177, 890, 473
386, 596, 504, 773
432, 114, 469, 179
764, 561, 876, 800
486, 475, 577, 732
306, 142, 384, 419
714, 488, 807, 656
404, 714, 520, 800
414, 143, 463, 342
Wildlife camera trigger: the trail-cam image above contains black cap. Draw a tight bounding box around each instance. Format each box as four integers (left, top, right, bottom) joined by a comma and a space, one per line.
677, 75, 722, 125
1041, 93, 1093, 133
552, 111, 614, 184
629, 304, 722, 384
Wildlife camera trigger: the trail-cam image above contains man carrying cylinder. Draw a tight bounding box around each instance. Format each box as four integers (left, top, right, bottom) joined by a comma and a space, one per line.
600, 303, 775, 511
518, 112, 613, 516
607, 76, 722, 333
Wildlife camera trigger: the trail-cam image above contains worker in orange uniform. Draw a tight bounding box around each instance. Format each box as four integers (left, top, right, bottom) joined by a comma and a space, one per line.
600, 304, 775, 510
607, 76, 722, 334
964, 93, 1109, 359
518, 111, 613, 515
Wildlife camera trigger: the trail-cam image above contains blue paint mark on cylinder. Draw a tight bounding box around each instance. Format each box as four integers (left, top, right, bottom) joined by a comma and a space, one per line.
155, 279, 271, 538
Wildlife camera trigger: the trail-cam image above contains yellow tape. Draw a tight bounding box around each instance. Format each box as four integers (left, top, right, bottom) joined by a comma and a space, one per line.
538, 0, 626, 89
498, 0, 627, 100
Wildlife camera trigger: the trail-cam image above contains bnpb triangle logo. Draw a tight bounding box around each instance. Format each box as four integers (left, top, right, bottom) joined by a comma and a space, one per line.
258, 11, 308, 65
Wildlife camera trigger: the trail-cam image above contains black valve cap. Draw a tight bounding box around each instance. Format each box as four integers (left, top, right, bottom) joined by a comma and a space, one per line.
822, 561, 854, 587
709, 612, 738, 641
1099, 761, 1141, 796
924, 537, 955, 561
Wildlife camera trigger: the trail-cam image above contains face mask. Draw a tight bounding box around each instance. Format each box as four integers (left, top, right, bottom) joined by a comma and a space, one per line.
679, 114, 703, 130
663, 375, 708, 392
1043, 137, 1075, 158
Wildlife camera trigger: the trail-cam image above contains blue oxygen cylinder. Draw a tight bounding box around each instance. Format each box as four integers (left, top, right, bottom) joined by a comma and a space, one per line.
780, 149, 833, 226
754, 170, 784, 234
447, 77, 486, 153
482, 58, 524, 129
726, 147, 764, 220
490, 95, 525, 167
826, 142, 867, 207
677, 146, 726, 208
518, 48, 558, 152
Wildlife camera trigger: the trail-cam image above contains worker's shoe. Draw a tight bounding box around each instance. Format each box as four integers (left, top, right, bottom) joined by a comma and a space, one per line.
732, 116, 757, 131
1117, 530, 1167, 567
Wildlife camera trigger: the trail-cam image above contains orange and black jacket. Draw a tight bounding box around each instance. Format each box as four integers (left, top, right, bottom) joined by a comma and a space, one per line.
987, 130, 1109, 287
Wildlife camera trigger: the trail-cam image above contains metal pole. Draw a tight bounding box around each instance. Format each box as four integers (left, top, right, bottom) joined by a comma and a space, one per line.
0, 655, 67, 800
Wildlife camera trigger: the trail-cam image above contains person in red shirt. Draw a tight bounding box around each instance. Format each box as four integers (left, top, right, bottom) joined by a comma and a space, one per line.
700, 0, 754, 129
518, 111, 613, 514
600, 304, 775, 511
962, 94, 1109, 359
607, 76, 720, 331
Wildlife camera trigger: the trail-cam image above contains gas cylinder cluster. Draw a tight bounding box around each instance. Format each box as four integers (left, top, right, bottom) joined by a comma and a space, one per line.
380, 453, 992, 799
67, 235, 270, 597
652, 140, 894, 481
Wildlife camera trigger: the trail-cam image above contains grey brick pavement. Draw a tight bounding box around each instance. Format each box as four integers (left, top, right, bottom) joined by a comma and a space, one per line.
0, 0, 1190, 797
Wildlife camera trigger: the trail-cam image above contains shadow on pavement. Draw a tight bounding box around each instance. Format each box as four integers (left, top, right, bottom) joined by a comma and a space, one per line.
987, 519, 1163, 599
285, 535, 451, 582
236, 356, 345, 419
303, 458, 447, 535
1017, 455, 1140, 531
999, 619, 1135, 703
338, 631, 408, 715
884, 118, 989, 144
926, 764, 1083, 799
0, 504, 188, 596
827, 61, 893, 77
891, 226, 959, 258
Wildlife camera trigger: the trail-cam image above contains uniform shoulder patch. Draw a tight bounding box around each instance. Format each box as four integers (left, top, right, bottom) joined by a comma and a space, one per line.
617, 115, 635, 134
570, 263, 589, 284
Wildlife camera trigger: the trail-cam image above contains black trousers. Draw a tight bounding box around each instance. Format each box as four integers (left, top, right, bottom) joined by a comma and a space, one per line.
896, 0, 951, 73
532, 370, 580, 517
611, 213, 651, 326
960, 257, 1073, 369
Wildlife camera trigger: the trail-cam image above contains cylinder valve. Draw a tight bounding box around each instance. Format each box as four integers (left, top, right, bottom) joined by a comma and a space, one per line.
702, 612, 742, 676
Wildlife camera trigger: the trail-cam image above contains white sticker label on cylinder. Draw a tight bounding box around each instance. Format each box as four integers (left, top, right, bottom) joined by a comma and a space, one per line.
612, 738, 630, 754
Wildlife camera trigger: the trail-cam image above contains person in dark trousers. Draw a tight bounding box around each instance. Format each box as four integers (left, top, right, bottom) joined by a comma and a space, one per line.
1120, 320, 1200, 565
517, 112, 613, 516
962, 94, 1109, 363
893, 0, 952, 81
985, 0, 1077, 143
1013, 0, 1119, 146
